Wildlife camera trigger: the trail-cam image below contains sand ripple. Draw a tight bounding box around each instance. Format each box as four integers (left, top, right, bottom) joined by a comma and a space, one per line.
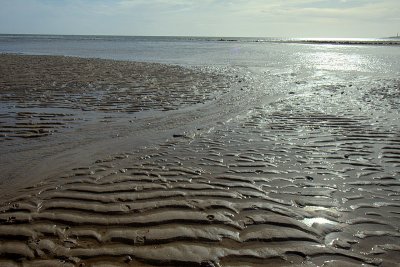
0, 54, 231, 140
0, 55, 399, 266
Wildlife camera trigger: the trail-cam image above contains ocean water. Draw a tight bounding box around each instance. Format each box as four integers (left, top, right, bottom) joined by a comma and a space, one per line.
0, 34, 400, 76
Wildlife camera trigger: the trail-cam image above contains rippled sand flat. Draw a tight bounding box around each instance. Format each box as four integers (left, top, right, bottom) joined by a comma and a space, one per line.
0, 54, 399, 266
0, 54, 235, 195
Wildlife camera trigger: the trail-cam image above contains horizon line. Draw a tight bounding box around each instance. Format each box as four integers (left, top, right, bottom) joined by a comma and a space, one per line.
0, 32, 395, 40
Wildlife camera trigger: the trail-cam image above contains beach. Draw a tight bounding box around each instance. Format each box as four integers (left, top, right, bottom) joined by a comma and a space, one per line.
0, 54, 238, 199
0, 43, 400, 266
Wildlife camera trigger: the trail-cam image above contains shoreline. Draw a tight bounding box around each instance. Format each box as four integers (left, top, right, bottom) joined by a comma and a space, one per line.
2, 34, 400, 46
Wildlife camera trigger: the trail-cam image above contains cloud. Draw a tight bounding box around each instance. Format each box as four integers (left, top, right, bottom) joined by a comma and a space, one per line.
0, 0, 399, 37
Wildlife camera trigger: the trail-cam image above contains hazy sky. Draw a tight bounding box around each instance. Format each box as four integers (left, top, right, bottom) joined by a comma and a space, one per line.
0, 0, 399, 37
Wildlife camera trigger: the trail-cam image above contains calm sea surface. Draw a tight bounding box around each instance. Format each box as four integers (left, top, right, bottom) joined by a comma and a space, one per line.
1, 35, 400, 77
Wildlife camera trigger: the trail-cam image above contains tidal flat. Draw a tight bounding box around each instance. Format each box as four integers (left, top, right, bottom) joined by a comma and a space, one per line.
0, 53, 400, 266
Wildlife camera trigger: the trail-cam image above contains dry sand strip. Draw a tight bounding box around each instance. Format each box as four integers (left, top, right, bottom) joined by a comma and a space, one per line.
0, 54, 400, 266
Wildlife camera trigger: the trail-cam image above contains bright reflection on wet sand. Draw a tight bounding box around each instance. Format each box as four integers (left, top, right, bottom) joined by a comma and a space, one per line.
300, 46, 370, 72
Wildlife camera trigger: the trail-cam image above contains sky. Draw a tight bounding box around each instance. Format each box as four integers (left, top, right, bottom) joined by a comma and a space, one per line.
0, 0, 399, 38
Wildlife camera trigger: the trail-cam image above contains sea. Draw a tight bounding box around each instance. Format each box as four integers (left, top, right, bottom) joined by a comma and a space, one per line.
1, 34, 400, 75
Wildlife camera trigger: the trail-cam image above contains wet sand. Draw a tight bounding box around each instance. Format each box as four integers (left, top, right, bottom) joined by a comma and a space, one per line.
1, 54, 400, 266
0, 54, 237, 198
